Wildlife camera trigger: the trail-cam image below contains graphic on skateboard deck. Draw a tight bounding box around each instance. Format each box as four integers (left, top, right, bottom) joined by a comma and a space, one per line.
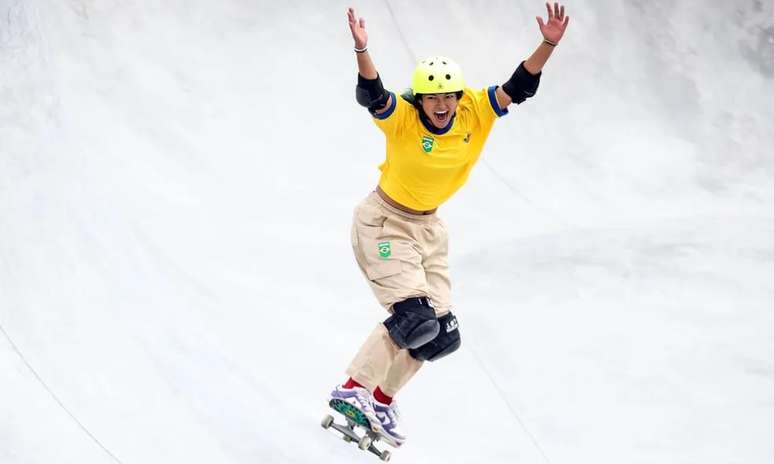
321, 398, 398, 462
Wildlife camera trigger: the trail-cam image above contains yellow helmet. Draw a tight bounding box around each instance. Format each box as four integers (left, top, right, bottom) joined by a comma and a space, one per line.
411, 56, 465, 95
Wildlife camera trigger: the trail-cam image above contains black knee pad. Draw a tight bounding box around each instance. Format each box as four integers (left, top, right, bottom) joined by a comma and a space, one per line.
383, 297, 440, 349
409, 311, 461, 362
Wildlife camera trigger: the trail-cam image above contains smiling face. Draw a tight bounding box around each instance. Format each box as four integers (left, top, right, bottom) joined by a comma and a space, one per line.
418, 93, 459, 128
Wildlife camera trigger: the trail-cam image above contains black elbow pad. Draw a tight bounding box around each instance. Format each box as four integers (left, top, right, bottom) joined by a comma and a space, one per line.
501, 61, 541, 105
355, 73, 390, 111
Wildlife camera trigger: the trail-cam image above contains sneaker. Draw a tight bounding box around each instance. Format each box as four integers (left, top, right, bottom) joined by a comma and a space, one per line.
373, 399, 406, 446
329, 384, 380, 431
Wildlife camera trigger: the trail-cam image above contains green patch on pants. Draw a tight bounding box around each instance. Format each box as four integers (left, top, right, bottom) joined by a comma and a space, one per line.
378, 241, 392, 259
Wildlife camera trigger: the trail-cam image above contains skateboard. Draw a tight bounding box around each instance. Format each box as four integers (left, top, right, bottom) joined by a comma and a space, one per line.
321, 398, 398, 461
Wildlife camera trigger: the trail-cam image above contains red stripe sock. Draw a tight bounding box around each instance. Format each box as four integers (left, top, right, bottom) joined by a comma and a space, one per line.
343, 377, 365, 389
373, 387, 393, 405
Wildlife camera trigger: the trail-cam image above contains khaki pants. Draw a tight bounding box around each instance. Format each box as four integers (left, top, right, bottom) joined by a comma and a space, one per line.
346, 191, 451, 397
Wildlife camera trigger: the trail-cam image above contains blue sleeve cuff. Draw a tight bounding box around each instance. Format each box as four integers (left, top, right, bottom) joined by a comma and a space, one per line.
487, 86, 509, 117
372, 91, 397, 120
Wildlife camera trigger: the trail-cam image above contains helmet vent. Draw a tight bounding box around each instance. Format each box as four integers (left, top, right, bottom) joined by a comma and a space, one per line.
412, 56, 464, 94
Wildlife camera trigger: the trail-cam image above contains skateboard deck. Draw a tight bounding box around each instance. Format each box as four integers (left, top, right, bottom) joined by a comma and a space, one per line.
321, 398, 398, 461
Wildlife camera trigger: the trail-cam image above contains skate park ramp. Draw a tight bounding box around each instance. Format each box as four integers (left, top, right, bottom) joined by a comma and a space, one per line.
2, 0, 773, 463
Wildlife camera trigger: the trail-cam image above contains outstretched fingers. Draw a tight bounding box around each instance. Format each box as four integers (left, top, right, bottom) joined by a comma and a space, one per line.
544, 2, 569, 29
347, 6, 368, 48
347, 7, 364, 34
347, 8, 355, 26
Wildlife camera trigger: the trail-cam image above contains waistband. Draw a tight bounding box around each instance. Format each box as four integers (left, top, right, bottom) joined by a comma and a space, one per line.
367, 191, 438, 223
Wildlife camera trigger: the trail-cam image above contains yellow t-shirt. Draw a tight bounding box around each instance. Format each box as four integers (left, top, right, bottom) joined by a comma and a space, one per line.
372, 86, 507, 211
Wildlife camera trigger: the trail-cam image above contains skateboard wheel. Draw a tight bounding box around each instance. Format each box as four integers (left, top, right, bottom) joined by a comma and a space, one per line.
381, 450, 392, 462
343, 435, 353, 443
358, 435, 372, 450
321, 415, 334, 429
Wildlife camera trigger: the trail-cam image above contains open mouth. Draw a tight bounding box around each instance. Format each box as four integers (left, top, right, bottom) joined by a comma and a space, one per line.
433, 110, 449, 124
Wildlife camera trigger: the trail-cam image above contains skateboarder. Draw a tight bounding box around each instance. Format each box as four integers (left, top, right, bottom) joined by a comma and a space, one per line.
330, 3, 570, 446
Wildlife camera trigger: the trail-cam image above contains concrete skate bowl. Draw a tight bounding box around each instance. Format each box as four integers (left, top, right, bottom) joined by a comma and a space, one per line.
1, 1, 773, 464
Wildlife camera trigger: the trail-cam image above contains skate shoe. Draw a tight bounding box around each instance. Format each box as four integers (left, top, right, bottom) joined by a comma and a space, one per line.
373, 399, 406, 446
329, 384, 380, 431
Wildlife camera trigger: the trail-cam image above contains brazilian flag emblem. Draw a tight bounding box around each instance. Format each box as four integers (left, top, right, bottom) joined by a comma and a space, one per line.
421, 136, 434, 153
378, 241, 392, 259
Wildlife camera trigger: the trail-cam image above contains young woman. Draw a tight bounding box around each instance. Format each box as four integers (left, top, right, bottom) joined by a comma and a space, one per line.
329, 3, 570, 446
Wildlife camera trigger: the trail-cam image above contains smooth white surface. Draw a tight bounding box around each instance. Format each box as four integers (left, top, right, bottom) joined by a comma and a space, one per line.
1, 1, 773, 463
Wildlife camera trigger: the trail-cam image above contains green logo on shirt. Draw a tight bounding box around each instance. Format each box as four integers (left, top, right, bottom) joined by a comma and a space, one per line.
421, 136, 434, 153
378, 241, 392, 259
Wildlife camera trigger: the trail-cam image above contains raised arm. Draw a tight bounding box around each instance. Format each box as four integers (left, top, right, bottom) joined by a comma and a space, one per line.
347, 7, 393, 115
495, 2, 570, 109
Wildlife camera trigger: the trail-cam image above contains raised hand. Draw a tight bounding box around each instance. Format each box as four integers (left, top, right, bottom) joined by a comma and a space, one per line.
536, 2, 570, 44
347, 7, 368, 50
